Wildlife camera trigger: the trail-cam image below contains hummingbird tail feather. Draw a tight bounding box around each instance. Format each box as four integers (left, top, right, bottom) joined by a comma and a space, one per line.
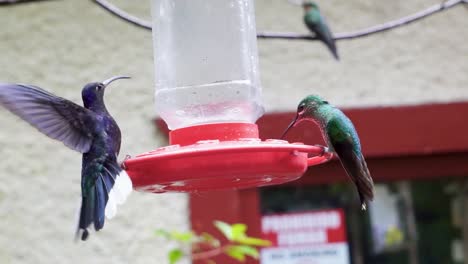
94, 177, 107, 230
311, 24, 339, 61
323, 38, 339, 60
330, 46, 339, 61
355, 159, 374, 210
333, 140, 374, 210
76, 191, 97, 241
74, 199, 84, 241
75, 161, 132, 241
105, 170, 133, 219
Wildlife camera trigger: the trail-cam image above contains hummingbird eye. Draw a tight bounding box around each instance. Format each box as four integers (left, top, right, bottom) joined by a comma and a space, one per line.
298, 104, 305, 113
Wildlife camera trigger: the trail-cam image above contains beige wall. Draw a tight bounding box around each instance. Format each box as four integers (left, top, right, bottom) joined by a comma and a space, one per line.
0, 0, 466, 263
256, 0, 468, 110
0, 1, 188, 264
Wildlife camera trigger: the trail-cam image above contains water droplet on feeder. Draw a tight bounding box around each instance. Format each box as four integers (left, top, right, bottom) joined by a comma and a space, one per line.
238, 138, 261, 143
172, 181, 186, 187
155, 144, 180, 152
150, 185, 166, 193
265, 139, 288, 144
291, 142, 305, 145
196, 140, 220, 145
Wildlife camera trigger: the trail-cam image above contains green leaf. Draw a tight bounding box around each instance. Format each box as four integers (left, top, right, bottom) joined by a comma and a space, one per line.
231, 224, 247, 240
155, 230, 194, 243
236, 236, 272, 247
170, 231, 194, 242
225, 246, 246, 262
237, 245, 259, 258
214, 221, 233, 240
168, 249, 184, 264
216, 222, 271, 246
155, 229, 171, 238
224, 245, 259, 262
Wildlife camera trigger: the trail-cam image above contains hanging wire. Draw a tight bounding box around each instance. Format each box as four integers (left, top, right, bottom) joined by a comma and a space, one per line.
1, 0, 466, 40
93, 0, 152, 29
0, 0, 57, 5
90, 0, 467, 41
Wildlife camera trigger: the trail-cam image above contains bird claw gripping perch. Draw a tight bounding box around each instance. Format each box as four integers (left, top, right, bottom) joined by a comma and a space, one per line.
305, 145, 333, 166
120, 154, 132, 170
314, 145, 328, 157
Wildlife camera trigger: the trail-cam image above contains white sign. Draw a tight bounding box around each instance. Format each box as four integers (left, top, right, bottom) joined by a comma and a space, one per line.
261, 209, 350, 264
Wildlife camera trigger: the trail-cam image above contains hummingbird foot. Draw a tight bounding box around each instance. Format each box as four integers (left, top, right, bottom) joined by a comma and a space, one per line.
120, 154, 132, 170
314, 145, 328, 157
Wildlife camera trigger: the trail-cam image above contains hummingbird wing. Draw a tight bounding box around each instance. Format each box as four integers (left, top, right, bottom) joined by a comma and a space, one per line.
305, 13, 339, 60
0, 83, 95, 153
327, 118, 374, 209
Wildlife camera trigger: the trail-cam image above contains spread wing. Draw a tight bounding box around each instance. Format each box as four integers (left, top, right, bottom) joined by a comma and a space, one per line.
0, 83, 95, 153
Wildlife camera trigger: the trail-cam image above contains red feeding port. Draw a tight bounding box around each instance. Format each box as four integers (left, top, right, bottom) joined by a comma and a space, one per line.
123, 123, 332, 193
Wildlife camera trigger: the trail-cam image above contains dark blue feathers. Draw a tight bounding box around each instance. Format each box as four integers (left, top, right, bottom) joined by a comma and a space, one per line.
0, 84, 95, 152
0, 78, 132, 241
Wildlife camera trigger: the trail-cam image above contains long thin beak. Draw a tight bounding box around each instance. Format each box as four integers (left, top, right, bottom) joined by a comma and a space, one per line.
281, 114, 299, 139
102, 75, 131, 87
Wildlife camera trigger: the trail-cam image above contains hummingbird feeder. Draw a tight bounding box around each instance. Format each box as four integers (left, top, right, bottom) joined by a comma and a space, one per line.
123, 0, 332, 193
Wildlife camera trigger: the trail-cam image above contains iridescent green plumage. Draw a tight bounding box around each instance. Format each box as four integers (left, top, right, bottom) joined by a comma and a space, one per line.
282, 95, 374, 209
303, 1, 339, 60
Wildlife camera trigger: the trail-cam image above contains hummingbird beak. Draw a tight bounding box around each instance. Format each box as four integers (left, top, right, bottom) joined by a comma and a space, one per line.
102, 76, 131, 88
281, 114, 299, 139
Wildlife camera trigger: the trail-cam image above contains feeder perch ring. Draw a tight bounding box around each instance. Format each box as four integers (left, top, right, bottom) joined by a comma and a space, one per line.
123, 124, 333, 193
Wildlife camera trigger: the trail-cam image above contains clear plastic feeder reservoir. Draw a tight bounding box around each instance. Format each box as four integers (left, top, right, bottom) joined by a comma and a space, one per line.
152, 0, 264, 129
123, 0, 333, 193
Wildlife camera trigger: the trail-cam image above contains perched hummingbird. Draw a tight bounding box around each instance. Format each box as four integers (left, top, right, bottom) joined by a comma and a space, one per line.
0, 76, 133, 240
303, 1, 339, 60
282, 95, 374, 209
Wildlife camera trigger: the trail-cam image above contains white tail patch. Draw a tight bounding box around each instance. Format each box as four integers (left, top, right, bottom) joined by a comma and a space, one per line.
105, 170, 133, 219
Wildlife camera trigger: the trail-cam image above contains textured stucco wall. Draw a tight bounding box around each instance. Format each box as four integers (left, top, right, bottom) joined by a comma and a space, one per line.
0, 1, 188, 264
0, 0, 466, 263
256, 0, 468, 110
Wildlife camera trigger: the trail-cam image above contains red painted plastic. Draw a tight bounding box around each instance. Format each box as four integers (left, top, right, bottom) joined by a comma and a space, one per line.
123, 123, 332, 193
170, 123, 259, 146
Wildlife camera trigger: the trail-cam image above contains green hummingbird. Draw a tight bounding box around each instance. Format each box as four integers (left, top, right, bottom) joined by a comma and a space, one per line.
282, 95, 374, 209
303, 1, 339, 60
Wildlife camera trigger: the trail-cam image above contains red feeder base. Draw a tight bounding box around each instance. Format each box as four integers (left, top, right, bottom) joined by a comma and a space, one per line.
123, 123, 332, 193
